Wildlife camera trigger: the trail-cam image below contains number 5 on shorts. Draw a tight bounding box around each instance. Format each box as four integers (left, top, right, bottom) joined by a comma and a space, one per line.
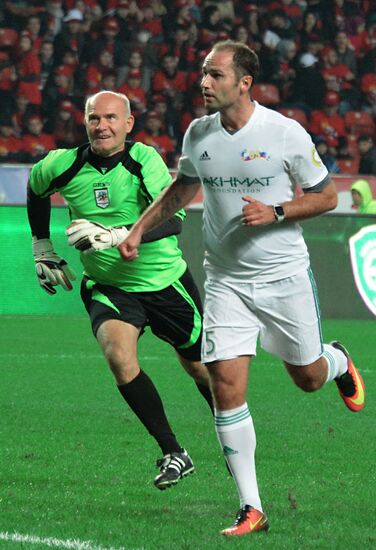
204, 330, 215, 355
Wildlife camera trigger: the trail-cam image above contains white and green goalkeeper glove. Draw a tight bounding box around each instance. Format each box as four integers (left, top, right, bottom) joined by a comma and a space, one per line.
66, 219, 129, 254
32, 237, 76, 295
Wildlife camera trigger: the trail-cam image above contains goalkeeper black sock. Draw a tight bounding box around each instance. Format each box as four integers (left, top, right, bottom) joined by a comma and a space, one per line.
117, 370, 182, 455
195, 382, 214, 415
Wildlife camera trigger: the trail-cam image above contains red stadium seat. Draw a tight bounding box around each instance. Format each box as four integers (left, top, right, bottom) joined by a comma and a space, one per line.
0, 28, 18, 48
344, 111, 375, 137
337, 158, 359, 174
278, 108, 308, 128
252, 83, 280, 106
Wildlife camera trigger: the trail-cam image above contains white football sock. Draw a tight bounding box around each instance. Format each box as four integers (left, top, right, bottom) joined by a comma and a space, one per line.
214, 403, 262, 511
323, 343, 348, 383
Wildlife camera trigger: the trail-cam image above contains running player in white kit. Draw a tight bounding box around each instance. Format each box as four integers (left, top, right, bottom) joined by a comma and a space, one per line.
118, 41, 366, 537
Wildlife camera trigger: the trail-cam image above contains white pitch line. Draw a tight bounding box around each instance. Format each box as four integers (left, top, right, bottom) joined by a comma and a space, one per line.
0, 531, 134, 550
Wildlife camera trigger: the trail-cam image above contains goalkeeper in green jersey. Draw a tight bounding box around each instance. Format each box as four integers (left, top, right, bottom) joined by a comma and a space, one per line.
27, 91, 213, 490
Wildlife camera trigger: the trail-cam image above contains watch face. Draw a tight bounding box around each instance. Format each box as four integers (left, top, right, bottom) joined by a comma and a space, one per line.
275, 206, 284, 217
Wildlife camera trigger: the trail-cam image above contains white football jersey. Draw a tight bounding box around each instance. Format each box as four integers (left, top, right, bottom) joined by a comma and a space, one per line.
178, 101, 329, 282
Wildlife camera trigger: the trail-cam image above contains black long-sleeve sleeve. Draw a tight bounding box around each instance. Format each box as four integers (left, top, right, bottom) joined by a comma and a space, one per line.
27, 179, 182, 242
140, 216, 183, 243
27, 182, 51, 239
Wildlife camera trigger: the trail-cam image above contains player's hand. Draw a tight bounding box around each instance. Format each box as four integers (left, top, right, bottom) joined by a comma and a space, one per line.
241, 196, 275, 226
32, 237, 76, 295
66, 219, 129, 254
117, 228, 142, 262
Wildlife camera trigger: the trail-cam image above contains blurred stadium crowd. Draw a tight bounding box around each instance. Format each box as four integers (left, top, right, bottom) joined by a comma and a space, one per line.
0, 0, 375, 172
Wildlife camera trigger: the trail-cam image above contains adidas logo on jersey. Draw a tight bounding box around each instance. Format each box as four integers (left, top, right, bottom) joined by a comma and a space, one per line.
199, 151, 211, 160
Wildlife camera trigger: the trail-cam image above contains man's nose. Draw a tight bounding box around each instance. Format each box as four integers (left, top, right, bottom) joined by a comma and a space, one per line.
96, 116, 109, 130
201, 74, 210, 88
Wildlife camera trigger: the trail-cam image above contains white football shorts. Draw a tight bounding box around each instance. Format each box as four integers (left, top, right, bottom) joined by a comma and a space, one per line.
202, 268, 324, 365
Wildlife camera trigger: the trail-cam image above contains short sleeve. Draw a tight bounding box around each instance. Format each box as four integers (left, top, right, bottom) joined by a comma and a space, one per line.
178, 124, 199, 178
283, 123, 328, 190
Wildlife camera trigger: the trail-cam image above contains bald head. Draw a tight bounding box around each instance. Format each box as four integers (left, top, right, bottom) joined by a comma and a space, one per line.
85, 91, 131, 122
84, 91, 135, 157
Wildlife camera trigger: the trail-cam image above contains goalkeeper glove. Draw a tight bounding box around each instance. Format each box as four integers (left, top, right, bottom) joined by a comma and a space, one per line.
32, 237, 76, 295
66, 219, 129, 254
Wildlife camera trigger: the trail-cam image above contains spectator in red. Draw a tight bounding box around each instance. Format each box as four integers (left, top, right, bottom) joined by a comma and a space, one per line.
60, 47, 79, 76
11, 92, 39, 136
84, 49, 114, 96
125, 29, 159, 73
180, 94, 207, 134
142, 4, 164, 43
0, 116, 25, 163
134, 110, 174, 165
118, 48, 151, 91
0, 52, 17, 110
242, 4, 263, 53
100, 71, 117, 92
87, 17, 128, 71
21, 113, 56, 161
321, 47, 356, 92
347, 15, 368, 56
361, 72, 376, 117
15, 31, 42, 106
42, 64, 75, 116
150, 92, 181, 144
199, 5, 228, 50
321, 45, 358, 110
53, 9, 87, 65
151, 53, 187, 104
117, 69, 146, 117
23, 15, 44, 53
47, 99, 85, 148
275, 38, 298, 101
309, 90, 346, 155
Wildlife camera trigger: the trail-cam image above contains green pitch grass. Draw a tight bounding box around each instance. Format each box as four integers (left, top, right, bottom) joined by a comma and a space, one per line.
0, 316, 374, 550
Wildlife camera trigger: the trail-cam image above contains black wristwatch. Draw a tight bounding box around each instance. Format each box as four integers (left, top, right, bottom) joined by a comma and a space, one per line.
273, 204, 285, 223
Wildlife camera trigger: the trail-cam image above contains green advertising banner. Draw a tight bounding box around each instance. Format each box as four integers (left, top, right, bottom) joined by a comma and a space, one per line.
349, 225, 376, 317
1, 205, 376, 319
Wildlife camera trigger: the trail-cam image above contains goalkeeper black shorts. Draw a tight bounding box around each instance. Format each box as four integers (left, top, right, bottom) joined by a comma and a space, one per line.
80, 268, 203, 361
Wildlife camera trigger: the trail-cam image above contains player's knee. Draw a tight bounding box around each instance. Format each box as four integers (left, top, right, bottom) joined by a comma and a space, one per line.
294, 376, 322, 393
102, 340, 135, 373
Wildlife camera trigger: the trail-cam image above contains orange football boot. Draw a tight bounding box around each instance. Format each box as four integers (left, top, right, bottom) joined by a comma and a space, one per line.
331, 341, 365, 412
221, 505, 269, 536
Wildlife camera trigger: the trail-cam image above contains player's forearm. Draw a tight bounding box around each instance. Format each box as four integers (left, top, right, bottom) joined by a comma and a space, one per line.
133, 179, 200, 237
283, 182, 337, 222
27, 183, 51, 238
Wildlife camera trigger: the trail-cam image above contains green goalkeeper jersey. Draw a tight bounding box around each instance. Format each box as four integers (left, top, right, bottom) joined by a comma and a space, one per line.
29, 141, 187, 292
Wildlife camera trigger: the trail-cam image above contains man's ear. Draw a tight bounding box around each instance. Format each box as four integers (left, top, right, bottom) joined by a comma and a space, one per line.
127, 115, 135, 132
241, 76, 253, 91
